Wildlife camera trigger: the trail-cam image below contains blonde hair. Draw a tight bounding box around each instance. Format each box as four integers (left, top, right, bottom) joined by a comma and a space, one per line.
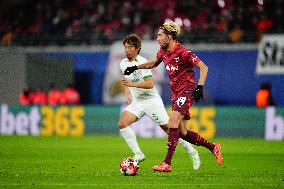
160, 21, 181, 39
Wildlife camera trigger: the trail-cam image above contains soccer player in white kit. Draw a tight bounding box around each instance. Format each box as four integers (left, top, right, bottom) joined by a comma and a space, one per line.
118, 34, 201, 170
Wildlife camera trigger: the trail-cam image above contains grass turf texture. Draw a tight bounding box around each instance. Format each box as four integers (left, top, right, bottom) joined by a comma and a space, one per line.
0, 135, 284, 189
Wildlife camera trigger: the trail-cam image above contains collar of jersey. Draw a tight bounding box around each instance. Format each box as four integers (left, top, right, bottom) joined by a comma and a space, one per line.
127, 57, 138, 62
168, 42, 181, 53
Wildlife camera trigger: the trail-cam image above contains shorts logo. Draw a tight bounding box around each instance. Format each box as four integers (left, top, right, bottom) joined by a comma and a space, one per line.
152, 114, 159, 122
176, 97, 187, 107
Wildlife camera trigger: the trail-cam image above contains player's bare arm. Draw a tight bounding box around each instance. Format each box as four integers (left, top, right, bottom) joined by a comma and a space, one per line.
122, 77, 154, 89
124, 59, 161, 75
137, 59, 161, 69
196, 61, 208, 86
123, 85, 132, 104
191, 61, 208, 102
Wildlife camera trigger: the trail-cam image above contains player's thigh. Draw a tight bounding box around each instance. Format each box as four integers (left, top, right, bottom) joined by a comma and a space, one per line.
119, 102, 144, 128
179, 119, 188, 137
168, 110, 184, 129
124, 101, 145, 119
118, 111, 139, 129
144, 105, 169, 126
172, 91, 193, 120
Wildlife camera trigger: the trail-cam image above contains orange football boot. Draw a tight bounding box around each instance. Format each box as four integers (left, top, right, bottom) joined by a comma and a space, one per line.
212, 143, 223, 165
152, 162, 172, 172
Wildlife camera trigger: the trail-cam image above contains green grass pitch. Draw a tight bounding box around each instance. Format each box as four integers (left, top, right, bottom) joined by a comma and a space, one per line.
0, 135, 284, 188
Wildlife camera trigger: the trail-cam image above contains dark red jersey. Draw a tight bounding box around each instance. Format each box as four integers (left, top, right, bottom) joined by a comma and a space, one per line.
157, 43, 201, 100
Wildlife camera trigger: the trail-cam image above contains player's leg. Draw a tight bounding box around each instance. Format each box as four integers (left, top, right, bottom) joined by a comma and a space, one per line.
179, 119, 223, 165
159, 123, 201, 170
143, 98, 201, 167
174, 91, 223, 165
152, 110, 182, 172
179, 120, 201, 170
118, 104, 145, 162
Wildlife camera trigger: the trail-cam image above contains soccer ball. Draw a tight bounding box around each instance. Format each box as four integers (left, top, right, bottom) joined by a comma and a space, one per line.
120, 157, 139, 176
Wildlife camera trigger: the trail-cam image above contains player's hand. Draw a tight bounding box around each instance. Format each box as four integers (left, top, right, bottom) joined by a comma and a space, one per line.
124, 65, 137, 75
121, 79, 135, 87
125, 95, 132, 104
192, 85, 203, 102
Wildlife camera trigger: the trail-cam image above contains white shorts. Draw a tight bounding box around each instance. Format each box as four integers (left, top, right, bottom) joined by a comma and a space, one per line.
124, 98, 169, 125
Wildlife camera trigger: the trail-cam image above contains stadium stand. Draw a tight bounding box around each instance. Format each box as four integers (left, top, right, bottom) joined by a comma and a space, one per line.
0, 0, 283, 46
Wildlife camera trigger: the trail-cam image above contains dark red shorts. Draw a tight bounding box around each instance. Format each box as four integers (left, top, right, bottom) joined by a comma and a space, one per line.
171, 90, 193, 120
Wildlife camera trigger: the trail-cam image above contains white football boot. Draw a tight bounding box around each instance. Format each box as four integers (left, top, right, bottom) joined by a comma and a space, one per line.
134, 153, 145, 163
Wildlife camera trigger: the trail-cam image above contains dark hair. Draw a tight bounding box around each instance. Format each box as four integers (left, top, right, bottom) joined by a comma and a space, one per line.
123, 34, 141, 53
159, 25, 178, 40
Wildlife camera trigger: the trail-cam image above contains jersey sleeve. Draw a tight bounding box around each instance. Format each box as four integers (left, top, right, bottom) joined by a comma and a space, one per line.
139, 57, 152, 78
141, 69, 152, 79
182, 49, 201, 66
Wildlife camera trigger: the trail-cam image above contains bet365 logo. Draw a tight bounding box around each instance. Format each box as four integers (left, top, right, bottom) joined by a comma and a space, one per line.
265, 107, 284, 140
0, 104, 85, 136
0, 104, 40, 135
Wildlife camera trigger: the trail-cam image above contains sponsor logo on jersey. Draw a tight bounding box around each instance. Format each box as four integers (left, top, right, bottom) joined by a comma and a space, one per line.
166, 64, 179, 71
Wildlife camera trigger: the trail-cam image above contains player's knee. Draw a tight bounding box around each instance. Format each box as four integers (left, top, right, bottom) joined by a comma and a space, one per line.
118, 120, 128, 129
168, 120, 179, 128
168, 115, 181, 128
179, 130, 187, 137
159, 124, 169, 133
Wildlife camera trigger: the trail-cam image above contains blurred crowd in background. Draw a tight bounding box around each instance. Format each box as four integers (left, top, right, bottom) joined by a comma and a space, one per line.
19, 84, 81, 105
1, 0, 283, 46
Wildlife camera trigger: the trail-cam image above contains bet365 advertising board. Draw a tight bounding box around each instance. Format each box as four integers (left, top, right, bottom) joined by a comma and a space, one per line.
0, 104, 283, 140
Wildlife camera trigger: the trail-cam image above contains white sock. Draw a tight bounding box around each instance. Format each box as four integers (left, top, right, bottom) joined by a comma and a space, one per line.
120, 127, 143, 155
178, 138, 195, 154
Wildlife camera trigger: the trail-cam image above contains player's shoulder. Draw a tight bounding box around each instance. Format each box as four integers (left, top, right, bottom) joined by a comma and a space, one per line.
157, 48, 166, 59
178, 44, 190, 52
179, 45, 194, 57
157, 48, 166, 54
119, 58, 129, 70
136, 55, 148, 64
120, 58, 128, 66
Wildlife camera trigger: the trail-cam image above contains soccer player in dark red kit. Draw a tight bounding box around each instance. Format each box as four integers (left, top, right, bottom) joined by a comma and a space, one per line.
124, 21, 223, 172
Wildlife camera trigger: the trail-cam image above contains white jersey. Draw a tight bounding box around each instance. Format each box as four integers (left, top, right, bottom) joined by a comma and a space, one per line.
120, 55, 160, 102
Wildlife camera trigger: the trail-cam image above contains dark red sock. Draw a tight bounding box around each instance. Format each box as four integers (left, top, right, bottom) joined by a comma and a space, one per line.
164, 128, 179, 165
182, 131, 215, 151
